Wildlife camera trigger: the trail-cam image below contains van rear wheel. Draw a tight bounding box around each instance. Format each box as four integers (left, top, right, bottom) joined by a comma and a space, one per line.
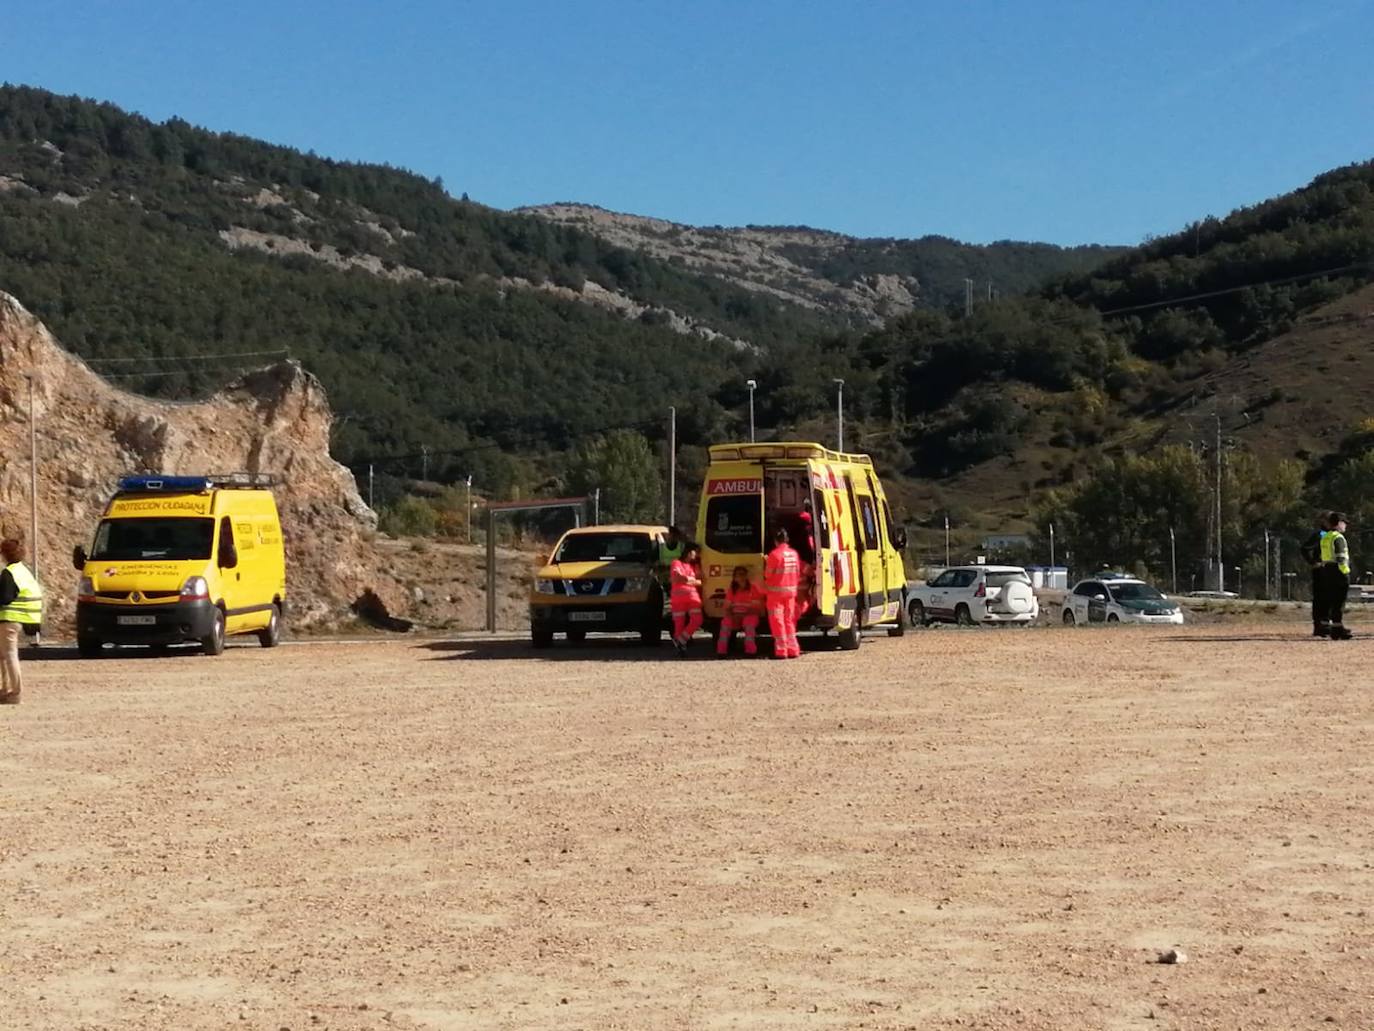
202, 607, 226, 656
258, 604, 282, 648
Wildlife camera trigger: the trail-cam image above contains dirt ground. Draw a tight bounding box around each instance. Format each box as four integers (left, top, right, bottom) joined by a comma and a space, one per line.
2, 623, 1372, 1030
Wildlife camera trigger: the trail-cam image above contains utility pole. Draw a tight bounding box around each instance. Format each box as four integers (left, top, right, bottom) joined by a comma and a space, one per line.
668, 406, 677, 528
1215, 412, 1224, 593
25, 373, 39, 645
421, 444, 429, 482
368, 464, 374, 509
987, 281, 993, 302
1263, 528, 1270, 599
746, 379, 757, 443
1169, 526, 1177, 594
964, 278, 974, 318
1049, 522, 1055, 569
834, 378, 845, 452
944, 513, 951, 567
593, 487, 601, 525
465, 474, 473, 544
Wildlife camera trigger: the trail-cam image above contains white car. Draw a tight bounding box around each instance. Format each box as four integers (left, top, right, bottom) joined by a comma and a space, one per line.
906, 565, 1039, 626
1063, 575, 1184, 626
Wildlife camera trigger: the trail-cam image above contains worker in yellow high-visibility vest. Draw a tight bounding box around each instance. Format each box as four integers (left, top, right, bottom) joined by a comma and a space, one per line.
1309, 511, 1353, 640
0, 538, 44, 704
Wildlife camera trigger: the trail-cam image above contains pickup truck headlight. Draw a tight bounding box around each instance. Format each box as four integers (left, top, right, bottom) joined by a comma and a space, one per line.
622, 577, 651, 593
534, 578, 556, 594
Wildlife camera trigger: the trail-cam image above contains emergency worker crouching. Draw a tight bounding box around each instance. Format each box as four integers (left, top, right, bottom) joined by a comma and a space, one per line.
0, 538, 44, 704
717, 565, 763, 657
763, 527, 802, 659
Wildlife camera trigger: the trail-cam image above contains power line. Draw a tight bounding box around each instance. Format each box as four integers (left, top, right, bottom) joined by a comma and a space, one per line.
1093, 262, 1374, 319
84, 348, 290, 365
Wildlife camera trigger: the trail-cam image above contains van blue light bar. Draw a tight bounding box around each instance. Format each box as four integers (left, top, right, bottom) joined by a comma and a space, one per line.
117, 475, 212, 493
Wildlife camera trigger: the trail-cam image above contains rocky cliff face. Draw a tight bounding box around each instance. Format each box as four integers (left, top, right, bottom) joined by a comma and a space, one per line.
0, 291, 401, 634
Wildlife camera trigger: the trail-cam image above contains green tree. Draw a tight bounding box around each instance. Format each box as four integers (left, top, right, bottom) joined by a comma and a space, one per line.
565, 429, 663, 524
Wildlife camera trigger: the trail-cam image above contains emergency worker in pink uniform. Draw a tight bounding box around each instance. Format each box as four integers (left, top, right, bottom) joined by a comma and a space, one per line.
763, 527, 802, 659
716, 565, 763, 657
669, 543, 704, 657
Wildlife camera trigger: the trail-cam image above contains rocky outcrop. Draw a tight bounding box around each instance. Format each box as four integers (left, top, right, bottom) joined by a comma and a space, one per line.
0, 291, 405, 634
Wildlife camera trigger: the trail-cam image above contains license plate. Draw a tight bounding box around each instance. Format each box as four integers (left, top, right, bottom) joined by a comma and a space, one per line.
117, 615, 157, 626
568, 611, 606, 622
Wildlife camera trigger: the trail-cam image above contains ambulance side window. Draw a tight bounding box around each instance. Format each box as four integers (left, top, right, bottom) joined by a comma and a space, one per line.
218, 517, 237, 567
705, 495, 762, 554
857, 496, 880, 550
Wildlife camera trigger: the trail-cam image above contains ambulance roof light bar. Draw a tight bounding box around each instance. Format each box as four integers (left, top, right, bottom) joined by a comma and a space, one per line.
116, 473, 276, 493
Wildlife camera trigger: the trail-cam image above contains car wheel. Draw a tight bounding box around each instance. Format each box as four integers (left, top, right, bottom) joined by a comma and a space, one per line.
955, 604, 974, 626
201, 606, 226, 656
531, 627, 553, 649
1062, 608, 1076, 626
257, 603, 283, 648
908, 600, 927, 627
77, 635, 103, 658
1107, 613, 1120, 624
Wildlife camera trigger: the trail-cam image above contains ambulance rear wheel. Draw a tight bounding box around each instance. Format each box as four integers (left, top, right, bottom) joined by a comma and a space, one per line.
77, 635, 103, 659
201, 607, 226, 656
838, 621, 862, 651
257, 604, 282, 648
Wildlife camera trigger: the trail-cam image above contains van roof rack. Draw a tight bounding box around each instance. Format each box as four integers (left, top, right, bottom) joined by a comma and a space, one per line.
117, 473, 276, 493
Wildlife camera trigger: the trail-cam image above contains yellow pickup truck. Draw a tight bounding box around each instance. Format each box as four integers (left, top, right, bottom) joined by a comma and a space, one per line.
528, 524, 667, 647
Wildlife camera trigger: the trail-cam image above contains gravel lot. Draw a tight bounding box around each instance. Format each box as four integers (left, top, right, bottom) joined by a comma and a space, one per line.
2, 625, 1371, 1029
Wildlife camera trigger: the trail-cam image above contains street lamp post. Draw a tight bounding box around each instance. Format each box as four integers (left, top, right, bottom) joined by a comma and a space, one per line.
1049, 522, 1055, 569
24, 373, 39, 646
1169, 526, 1177, 595
746, 379, 757, 443
833, 378, 845, 452
465, 474, 474, 544
944, 513, 951, 567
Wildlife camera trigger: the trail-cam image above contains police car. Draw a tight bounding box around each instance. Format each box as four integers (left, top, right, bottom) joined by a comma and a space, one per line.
1062, 573, 1183, 626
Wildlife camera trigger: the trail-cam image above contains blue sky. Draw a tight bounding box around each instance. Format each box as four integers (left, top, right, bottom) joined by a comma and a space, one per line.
4, 0, 1371, 244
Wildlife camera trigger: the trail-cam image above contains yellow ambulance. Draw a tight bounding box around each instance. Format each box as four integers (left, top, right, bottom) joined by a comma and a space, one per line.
695, 442, 908, 649
73, 475, 287, 657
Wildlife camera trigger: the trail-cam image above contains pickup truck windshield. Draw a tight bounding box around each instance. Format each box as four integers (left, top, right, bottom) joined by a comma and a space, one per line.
91, 517, 215, 561
554, 533, 653, 564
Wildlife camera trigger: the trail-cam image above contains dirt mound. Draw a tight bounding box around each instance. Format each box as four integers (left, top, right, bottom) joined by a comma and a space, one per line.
0, 291, 411, 634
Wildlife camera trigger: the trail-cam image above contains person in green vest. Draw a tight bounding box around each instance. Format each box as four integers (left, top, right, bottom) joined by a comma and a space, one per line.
0, 537, 44, 704
655, 525, 686, 583
1317, 512, 1353, 640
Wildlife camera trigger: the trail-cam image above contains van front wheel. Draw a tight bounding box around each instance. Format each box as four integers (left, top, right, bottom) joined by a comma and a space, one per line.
202, 607, 226, 656
258, 604, 282, 648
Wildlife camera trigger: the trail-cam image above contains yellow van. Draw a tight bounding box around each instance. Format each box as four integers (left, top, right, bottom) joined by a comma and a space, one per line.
529, 523, 668, 647
73, 475, 287, 656
695, 442, 908, 649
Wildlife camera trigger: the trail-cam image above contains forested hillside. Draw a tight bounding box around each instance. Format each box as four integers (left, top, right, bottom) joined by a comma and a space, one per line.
521, 203, 1122, 324
3, 83, 1374, 584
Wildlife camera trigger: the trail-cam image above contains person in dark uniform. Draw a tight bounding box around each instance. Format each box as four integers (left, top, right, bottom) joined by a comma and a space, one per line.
1305, 511, 1353, 639
1302, 515, 1329, 636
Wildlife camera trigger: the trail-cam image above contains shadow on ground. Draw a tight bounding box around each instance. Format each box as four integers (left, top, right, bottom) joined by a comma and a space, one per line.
419, 635, 846, 662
